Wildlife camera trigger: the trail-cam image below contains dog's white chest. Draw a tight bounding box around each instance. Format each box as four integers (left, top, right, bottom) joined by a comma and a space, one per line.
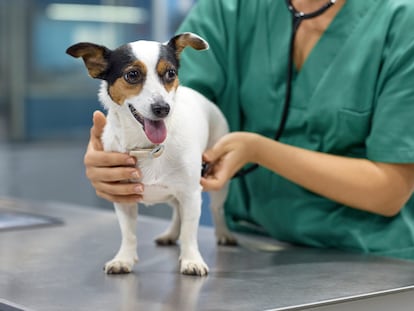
141, 183, 173, 204
134, 157, 177, 205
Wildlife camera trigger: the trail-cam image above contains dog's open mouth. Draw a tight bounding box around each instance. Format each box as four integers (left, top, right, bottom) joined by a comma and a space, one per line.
128, 104, 167, 144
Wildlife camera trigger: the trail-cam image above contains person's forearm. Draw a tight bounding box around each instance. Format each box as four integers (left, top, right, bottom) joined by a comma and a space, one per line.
249, 134, 414, 216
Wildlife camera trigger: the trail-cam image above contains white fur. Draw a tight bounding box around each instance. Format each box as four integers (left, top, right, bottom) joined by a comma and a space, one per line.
101, 40, 236, 276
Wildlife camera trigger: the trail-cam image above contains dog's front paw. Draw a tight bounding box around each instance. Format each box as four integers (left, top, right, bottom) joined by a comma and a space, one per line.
180, 259, 209, 276
104, 256, 138, 274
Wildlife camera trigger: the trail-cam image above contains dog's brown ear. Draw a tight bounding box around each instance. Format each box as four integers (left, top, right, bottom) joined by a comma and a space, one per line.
166, 32, 209, 59
66, 43, 110, 79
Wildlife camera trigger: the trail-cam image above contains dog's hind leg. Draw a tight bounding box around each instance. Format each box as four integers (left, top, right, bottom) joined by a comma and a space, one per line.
104, 203, 138, 274
178, 191, 208, 276
154, 199, 181, 245
209, 185, 238, 246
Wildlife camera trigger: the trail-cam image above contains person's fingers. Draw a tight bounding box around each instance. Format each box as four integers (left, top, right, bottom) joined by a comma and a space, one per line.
200, 157, 232, 191
90, 110, 107, 151
92, 110, 106, 138
84, 149, 136, 168
202, 144, 225, 164
84, 110, 144, 204
86, 165, 140, 182
201, 141, 232, 191
85, 110, 137, 171
93, 181, 144, 196
202, 144, 227, 179
96, 190, 143, 204
201, 176, 226, 191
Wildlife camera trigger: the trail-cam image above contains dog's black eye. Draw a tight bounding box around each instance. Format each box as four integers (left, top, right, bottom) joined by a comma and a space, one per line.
164, 69, 177, 83
124, 70, 142, 84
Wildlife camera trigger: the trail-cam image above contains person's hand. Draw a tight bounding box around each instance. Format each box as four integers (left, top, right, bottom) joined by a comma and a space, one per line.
201, 132, 258, 191
84, 111, 144, 203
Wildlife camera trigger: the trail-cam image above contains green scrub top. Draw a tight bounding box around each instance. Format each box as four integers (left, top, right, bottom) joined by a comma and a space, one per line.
177, 0, 414, 260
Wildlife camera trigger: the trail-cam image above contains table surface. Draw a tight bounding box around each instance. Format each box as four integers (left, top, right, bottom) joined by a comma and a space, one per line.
1, 197, 414, 311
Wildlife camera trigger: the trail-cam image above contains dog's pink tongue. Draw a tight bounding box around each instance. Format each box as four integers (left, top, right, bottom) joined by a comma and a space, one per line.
144, 119, 167, 144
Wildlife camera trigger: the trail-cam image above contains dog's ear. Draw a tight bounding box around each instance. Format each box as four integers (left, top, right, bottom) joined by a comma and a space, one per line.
66, 43, 111, 79
166, 32, 209, 59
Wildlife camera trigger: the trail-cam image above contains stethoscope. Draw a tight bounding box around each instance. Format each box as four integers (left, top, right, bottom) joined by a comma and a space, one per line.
230, 0, 337, 178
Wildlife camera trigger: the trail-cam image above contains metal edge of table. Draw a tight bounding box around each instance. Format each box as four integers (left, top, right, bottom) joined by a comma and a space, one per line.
1, 197, 414, 311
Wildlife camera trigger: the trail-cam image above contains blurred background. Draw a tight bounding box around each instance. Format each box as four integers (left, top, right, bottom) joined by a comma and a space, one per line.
0, 0, 214, 224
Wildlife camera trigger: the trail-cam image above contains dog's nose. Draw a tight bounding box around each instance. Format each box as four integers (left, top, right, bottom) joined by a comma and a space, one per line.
151, 102, 170, 118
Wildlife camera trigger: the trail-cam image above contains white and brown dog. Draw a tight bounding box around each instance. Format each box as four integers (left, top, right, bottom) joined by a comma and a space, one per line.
66, 33, 236, 276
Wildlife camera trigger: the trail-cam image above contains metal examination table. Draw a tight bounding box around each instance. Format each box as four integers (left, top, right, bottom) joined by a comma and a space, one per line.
1, 197, 414, 311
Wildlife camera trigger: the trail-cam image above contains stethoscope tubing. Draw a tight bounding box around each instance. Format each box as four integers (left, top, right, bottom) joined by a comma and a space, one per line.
232, 0, 336, 179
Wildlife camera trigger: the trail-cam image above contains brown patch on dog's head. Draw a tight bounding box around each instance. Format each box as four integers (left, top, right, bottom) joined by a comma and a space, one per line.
67, 35, 208, 106
66, 43, 110, 79
156, 59, 179, 92
67, 42, 146, 105
167, 32, 209, 60
109, 61, 147, 105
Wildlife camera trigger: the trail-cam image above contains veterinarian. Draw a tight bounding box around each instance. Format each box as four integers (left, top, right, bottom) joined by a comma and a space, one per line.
84, 0, 414, 260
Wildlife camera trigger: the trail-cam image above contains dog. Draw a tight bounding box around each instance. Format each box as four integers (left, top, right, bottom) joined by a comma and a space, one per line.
66, 32, 237, 276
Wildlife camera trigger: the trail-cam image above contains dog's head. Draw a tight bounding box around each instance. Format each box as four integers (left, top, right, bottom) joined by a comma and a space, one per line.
66, 32, 208, 145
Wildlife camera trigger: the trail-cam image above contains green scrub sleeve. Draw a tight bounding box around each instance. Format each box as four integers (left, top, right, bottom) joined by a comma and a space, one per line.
367, 8, 414, 163
177, 0, 247, 132
176, 0, 234, 102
